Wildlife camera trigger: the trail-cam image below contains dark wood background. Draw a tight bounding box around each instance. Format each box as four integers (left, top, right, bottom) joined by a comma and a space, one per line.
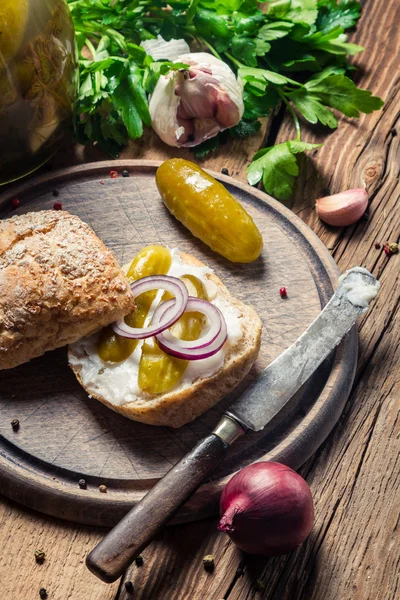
0, 0, 398, 598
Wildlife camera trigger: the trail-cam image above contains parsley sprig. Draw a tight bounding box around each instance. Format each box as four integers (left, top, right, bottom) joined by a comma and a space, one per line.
67, 0, 383, 200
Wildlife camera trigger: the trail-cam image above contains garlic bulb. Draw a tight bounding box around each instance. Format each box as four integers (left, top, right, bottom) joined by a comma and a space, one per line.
148, 49, 244, 147
316, 188, 368, 226
140, 36, 190, 61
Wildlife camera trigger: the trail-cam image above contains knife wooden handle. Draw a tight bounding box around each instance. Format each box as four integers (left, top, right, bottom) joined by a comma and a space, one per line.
86, 417, 244, 583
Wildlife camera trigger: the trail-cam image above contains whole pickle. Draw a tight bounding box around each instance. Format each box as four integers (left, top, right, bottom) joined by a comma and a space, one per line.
156, 159, 263, 263
97, 245, 172, 363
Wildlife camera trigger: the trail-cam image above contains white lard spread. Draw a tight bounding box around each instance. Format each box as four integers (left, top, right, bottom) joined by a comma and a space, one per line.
338, 266, 380, 309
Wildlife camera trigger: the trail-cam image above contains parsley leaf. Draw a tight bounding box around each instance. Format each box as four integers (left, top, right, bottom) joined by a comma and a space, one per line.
194, 9, 231, 40
309, 31, 364, 55
316, 0, 361, 34
257, 21, 294, 41
243, 88, 280, 119
192, 136, 221, 158
305, 74, 385, 117
288, 89, 338, 127
285, 0, 319, 27
239, 66, 297, 87
68, 0, 384, 201
230, 119, 262, 138
247, 140, 321, 200
232, 37, 261, 67
267, 0, 294, 19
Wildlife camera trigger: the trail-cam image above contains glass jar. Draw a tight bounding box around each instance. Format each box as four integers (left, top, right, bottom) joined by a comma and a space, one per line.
0, 0, 77, 184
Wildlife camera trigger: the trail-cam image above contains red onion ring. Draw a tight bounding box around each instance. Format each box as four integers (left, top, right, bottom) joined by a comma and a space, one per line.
153, 297, 228, 360
112, 275, 189, 339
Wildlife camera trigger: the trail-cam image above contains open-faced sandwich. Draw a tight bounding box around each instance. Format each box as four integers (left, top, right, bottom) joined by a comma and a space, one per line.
69, 245, 262, 428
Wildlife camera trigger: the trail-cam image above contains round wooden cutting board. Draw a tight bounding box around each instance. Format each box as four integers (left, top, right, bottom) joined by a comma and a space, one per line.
0, 160, 357, 526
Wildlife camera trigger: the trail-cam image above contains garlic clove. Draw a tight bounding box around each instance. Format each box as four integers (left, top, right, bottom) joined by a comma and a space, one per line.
315, 188, 368, 227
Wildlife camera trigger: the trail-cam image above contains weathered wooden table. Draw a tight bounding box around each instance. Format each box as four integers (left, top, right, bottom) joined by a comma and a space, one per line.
1, 0, 399, 598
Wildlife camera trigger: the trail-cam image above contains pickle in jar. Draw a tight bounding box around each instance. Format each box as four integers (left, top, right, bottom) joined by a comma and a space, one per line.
0, 0, 29, 61
156, 159, 263, 263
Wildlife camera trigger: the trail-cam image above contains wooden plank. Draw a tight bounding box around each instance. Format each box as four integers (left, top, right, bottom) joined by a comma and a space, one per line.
0, 497, 119, 599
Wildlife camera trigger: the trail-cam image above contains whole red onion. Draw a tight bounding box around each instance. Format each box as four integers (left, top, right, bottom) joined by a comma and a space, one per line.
218, 462, 314, 556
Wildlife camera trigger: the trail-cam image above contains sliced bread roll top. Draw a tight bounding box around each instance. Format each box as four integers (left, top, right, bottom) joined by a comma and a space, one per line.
0, 210, 135, 370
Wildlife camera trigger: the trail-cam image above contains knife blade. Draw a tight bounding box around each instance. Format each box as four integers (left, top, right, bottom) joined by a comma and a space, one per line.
227, 267, 380, 431
86, 267, 379, 583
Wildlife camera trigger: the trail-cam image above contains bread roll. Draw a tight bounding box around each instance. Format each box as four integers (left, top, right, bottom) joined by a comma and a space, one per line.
0, 210, 134, 369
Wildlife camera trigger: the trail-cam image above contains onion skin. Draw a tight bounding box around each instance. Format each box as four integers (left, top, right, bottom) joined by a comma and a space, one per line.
218, 462, 314, 557
315, 188, 368, 226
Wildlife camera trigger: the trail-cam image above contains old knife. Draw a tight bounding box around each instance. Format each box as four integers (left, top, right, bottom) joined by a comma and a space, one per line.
87, 267, 379, 582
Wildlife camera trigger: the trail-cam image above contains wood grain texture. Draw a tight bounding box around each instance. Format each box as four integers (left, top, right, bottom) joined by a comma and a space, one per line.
87, 433, 231, 583
0, 0, 398, 597
0, 161, 357, 527
0, 498, 119, 600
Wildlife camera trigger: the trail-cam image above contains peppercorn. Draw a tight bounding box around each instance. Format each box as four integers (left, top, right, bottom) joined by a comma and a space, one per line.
110, 170, 119, 178
53, 202, 62, 211
99, 484, 107, 493
35, 550, 46, 564
135, 555, 144, 567
52, 189, 60, 197
39, 588, 48, 599
255, 579, 265, 592
122, 169, 130, 177
236, 560, 245, 577
221, 167, 229, 175
11, 198, 20, 209
203, 555, 215, 572
374, 242, 381, 249
124, 581, 134, 593
11, 419, 20, 431
383, 242, 398, 256
279, 287, 287, 298
78, 479, 87, 490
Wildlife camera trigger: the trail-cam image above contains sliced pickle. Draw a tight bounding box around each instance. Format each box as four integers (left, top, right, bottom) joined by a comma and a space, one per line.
97, 245, 172, 363
126, 245, 172, 282
138, 275, 208, 394
97, 325, 136, 363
